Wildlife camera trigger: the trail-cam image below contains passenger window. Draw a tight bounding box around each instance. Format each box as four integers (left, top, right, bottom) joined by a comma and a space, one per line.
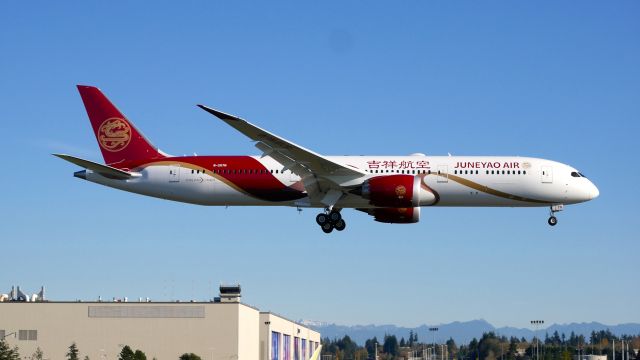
523, 170, 527, 174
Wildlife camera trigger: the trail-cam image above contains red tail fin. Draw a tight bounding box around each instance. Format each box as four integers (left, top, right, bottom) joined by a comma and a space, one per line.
77, 85, 165, 167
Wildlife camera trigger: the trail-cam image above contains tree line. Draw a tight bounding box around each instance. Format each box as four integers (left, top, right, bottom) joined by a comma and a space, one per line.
321, 330, 640, 360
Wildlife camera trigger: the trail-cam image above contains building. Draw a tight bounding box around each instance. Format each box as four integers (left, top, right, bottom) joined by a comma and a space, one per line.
0, 285, 320, 360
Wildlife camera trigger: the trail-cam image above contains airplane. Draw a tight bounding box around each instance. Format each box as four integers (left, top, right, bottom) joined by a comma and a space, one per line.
55, 85, 599, 233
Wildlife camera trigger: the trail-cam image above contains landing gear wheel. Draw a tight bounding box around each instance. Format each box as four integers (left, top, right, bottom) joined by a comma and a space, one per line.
316, 213, 329, 226
321, 222, 334, 233
548, 216, 558, 226
329, 210, 342, 224
334, 219, 346, 231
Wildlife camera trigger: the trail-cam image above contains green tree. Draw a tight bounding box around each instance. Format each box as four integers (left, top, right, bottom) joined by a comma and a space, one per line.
118, 346, 135, 360
447, 338, 458, 356
383, 334, 399, 355
67, 343, 79, 360
179, 354, 202, 360
134, 350, 147, 360
508, 337, 518, 360
354, 349, 369, 360
0, 339, 21, 360
468, 338, 479, 360
31, 347, 44, 360
364, 337, 379, 358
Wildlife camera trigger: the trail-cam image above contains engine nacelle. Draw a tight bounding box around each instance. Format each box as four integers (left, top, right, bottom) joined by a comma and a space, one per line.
361, 175, 421, 207
362, 207, 421, 224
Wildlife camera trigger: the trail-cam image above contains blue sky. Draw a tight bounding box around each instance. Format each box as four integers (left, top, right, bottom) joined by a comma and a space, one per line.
1, 1, 638, 330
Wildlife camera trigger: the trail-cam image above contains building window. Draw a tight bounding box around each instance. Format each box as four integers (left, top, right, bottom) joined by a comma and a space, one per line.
272, 331, 281, 360
18, 330, 37, 341
301, 339, 306, 360
283, 335, 291, 360
294, 337, 300, 360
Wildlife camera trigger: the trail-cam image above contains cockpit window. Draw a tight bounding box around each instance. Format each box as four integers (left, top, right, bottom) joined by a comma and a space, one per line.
571, 172, 580, 177
578, 172, 587, 178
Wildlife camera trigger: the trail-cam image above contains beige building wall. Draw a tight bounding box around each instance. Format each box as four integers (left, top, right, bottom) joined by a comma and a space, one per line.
237, 304, 260, 359
0, 302, 258, 360
0, 302, 320, 360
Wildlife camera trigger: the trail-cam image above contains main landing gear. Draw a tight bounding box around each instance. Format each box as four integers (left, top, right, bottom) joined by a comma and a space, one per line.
316, 208, 346, 234
548, 204, 564, 226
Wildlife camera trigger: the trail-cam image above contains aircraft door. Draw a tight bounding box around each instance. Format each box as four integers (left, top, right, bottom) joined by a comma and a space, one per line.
541, 165, 553, 183
437, 164, 448, 183
168, 165, 181, 183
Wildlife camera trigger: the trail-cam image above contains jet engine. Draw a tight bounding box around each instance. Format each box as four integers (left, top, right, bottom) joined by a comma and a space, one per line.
359, 175, 421, 207
359, 207, 421, 223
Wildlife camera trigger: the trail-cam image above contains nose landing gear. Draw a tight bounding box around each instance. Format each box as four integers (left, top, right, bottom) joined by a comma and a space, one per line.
548, 204, 564, 226
316, 208, 345, 233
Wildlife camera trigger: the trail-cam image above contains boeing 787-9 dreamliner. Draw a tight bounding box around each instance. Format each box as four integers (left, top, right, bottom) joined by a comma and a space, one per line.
55, 86, 599, 233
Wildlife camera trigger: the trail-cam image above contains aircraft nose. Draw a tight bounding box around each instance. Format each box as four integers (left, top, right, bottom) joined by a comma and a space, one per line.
589, 181, 600, 200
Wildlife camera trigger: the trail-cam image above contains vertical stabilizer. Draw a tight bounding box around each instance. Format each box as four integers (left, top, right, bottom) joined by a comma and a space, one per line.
77, 85, 165, 167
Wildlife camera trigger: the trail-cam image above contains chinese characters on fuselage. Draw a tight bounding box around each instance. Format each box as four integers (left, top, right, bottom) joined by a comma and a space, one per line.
367, 160, 430, 169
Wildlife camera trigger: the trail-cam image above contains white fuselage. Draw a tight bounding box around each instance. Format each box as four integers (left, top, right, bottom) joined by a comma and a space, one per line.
79, 155, 599, 209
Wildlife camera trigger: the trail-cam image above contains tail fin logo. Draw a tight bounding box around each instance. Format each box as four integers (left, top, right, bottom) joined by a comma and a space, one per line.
98, 118, 131, 152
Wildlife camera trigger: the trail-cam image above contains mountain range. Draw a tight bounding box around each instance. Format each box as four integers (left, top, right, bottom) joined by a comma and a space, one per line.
302, 320, 640, 346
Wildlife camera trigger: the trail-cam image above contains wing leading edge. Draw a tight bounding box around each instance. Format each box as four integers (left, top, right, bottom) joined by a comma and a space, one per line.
197, 105, 365, 178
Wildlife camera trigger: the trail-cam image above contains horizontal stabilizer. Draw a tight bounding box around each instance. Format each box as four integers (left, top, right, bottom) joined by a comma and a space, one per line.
53, 154, 140, 180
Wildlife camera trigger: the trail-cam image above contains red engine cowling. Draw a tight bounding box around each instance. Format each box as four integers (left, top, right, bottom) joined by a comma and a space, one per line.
361, 175, 420, 207
363, 207, 421, 223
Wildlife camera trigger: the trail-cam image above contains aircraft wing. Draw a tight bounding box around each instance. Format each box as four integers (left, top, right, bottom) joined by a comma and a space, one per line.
198, 105, 366, 206
197, 105, 365, 177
